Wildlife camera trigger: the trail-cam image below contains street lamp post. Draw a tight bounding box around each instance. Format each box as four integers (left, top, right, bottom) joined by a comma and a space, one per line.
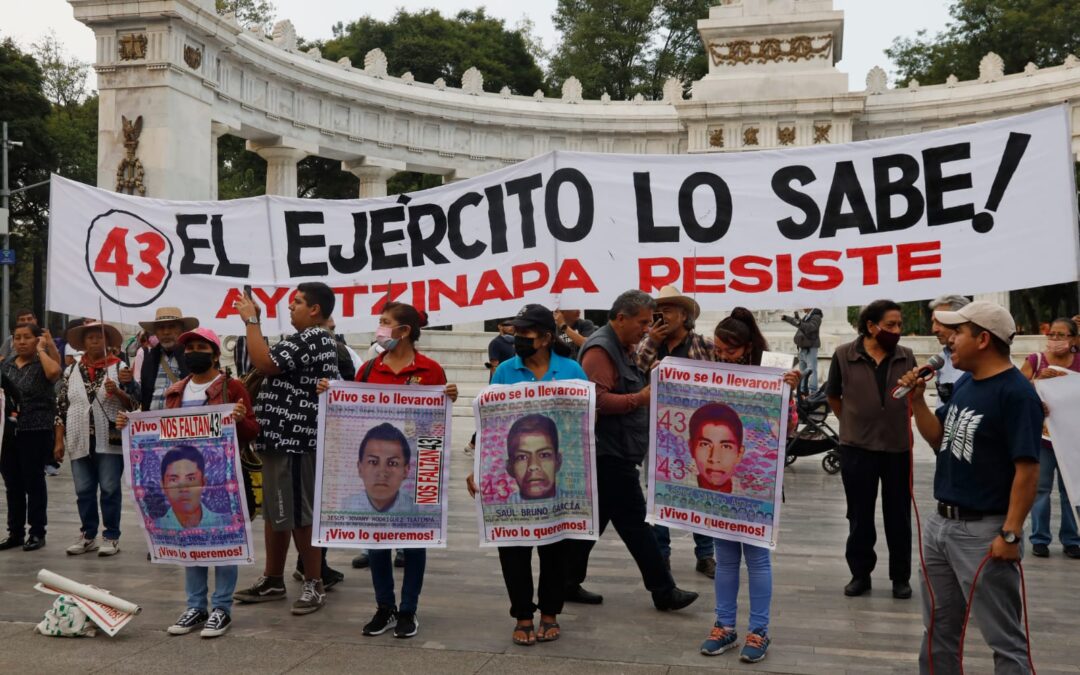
0, 122, 23, 340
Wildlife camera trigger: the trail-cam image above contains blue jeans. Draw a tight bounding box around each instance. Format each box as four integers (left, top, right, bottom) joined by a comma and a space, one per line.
798, 347, 819, 391
652, 525, 714, 561
1029, 445, 1080, 547
714, 538, 772, 633
70, 452, 124, 541
185, 565, 238, 614
369, 548, 426, 614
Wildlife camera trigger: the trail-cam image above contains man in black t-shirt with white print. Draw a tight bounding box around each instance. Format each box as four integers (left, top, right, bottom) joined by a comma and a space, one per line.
901, 301, 1040, 675
232, 282, 341, 616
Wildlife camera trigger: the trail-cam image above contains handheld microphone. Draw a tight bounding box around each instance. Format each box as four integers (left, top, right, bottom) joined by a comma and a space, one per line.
891, 353, 946, 399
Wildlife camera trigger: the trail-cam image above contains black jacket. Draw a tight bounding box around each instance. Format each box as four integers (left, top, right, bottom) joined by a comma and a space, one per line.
139, 344, 189, 410
784, 309, 823, 349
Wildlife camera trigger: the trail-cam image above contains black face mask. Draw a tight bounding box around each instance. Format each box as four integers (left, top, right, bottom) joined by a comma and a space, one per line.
186, 351, 215, 375
514, 335, 539, 359
875, 327, 901, 352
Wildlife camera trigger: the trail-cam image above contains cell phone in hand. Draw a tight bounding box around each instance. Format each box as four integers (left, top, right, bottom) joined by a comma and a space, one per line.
243, 284, 253, 299
652, 312, 664, 325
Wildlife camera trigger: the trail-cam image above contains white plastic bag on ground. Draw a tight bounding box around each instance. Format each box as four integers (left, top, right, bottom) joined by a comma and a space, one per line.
35, 595, 97, 637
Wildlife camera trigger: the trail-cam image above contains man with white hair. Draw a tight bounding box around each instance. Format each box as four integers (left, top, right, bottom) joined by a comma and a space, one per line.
927, 295, 971, 411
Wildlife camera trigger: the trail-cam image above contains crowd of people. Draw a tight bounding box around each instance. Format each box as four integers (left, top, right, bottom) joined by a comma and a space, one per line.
0, 286, 1075, 673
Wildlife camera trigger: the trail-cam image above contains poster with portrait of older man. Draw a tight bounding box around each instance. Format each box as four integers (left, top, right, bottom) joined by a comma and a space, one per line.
123, 404, 254, 566
314, 381, 452, 549
473, 380, 598, 546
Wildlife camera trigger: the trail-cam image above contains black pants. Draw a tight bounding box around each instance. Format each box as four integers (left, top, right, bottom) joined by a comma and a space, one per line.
1, 429, 51, 539
839, 445, 911, 582
499, 542, 566, 619
564, 456, 675, 594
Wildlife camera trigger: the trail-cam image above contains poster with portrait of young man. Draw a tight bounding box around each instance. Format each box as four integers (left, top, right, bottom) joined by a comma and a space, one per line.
646, 357, 791, 549
123, 404, 254, 566
473, 380, 598, 546
314, 381, 452, 549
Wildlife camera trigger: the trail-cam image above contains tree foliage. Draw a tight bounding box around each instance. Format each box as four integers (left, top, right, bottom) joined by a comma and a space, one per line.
548, 0, 711, 100
216, 0, 276, 33
886, 0, 1080, 85
320, 9, 546, 95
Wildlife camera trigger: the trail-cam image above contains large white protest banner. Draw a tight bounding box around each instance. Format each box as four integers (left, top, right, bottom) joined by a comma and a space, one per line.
646, 357, 790, 549
314, 381, 452, 549
49, 107, 1079, 333
122, 405, 254, 566
473, 380, 599, 546
1036, 371, 1080, 523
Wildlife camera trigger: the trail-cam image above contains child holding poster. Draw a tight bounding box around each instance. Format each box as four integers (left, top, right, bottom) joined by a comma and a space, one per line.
699, 309, 799, 664
466, 303, 590, 646
119, 327, 258, 638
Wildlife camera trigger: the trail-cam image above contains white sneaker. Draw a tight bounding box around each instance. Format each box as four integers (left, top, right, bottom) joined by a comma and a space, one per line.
97, 538, 120, 556
66, 536, 99, 555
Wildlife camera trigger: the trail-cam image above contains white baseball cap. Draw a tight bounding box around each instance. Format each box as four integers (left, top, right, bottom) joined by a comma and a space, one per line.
933, 300, 1017, 344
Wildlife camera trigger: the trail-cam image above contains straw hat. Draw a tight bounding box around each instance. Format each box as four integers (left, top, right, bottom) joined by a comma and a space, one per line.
138, 307, 199, 333
66, 322, 123, 351
654, 285, 700, 319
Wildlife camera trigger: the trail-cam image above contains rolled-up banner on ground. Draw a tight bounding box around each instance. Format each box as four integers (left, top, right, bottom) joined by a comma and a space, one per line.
47, 106, 1079, 334
122, 405, 254, 566
34, 569, 141, 637
314, 381, 452, 549
473, 380, 599, 546
1036, 371, 1080, 521
646, 357, 791, 549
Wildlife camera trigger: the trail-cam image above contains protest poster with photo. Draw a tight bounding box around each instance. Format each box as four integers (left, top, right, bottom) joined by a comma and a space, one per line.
123, 405, 254, 566
1036, 371, 1080, 521
646, 357, 791, 549
473, 380, 598, 546
314, 381, 452, 549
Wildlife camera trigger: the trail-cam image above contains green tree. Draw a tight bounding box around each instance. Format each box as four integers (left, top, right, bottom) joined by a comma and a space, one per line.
549, 0, 656, 100
216, 0, 276, 33
887, 0, 1080, 85
320, 9, 545, 95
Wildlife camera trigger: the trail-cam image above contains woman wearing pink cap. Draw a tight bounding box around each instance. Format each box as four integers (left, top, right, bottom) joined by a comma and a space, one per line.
119, 327, 259, 637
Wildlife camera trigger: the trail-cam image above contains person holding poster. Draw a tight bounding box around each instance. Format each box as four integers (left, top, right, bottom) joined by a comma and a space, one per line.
1019, 317, 1080, 559
635, 286, 717, 580
899, 301, 1041, 674
322, 301, 456, 639
466, 303, 590, 645
54, 321, 137, 558
825, 300, 917, 600
696, 309, 799, 663
121, 326, 258, 637
565, 289, 699, 612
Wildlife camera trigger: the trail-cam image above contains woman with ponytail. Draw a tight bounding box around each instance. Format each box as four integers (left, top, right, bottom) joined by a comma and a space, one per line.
701, 308, 798, 664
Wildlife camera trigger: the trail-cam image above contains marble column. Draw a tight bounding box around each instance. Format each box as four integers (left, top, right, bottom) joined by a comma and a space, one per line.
208, 121, 232, 200
247, 138, 316, 196
342, 158, 406, 198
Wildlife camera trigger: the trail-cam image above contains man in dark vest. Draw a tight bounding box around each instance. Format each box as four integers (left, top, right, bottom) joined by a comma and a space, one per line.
138, 307, 197, 411
563, 289, 699, 611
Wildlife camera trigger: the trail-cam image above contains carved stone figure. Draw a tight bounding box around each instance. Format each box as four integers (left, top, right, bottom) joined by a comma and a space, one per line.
778, 126, 795, 146
364, 48, 388, 78
462, 67, 483, 95
813, 123, 831, 144
865, 66, 887, 94
562, 77, 583, 104
118, 33, 147, 61
709, 128, 724, 148
743, 127, 759, 146
116, 115, 146, 195
183, 45, 202, 69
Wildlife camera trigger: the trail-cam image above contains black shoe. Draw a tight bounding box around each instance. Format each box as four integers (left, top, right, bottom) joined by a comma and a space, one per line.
351, 552, 370, 569
362, 605, 397, 636
0, 535, 24, 551
564, 584, 603, 605
394, 612, 418, 638
394, 550, 405, 568
844, 577, 871, 597
653, 586, 699, 611
696, 557, 716, 579
1065, 545, 1080, 559
1032, 543, 1050, 558
892, 581, 912, 599
322, 565, 344, 590
22, 536, 46, 551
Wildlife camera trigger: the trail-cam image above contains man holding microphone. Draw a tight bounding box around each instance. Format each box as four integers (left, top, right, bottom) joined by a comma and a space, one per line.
898, 300, 1040, 675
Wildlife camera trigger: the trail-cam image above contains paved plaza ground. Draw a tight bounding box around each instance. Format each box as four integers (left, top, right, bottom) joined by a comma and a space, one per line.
0, 421, 1077, 674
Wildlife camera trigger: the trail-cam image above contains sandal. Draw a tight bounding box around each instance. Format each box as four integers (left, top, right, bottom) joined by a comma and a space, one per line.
512, 622, 536, 646
537, 621, 561, 642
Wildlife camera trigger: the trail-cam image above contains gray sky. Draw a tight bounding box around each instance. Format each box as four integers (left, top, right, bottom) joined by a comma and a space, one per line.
5, 0, 952, 92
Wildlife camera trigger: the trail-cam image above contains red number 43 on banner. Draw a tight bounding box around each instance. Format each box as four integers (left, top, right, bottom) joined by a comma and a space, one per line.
93, 226, 168, 288
84, 209, 174, 308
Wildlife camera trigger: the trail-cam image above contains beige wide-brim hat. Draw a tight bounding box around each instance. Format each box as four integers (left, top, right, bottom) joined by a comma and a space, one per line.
654, 285, 700, 319
138, 306, 200, 333
67, 322, 123, 351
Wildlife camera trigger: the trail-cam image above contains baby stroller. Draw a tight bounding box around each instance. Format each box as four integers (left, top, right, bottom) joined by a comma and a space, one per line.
784, 372, 841, 474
